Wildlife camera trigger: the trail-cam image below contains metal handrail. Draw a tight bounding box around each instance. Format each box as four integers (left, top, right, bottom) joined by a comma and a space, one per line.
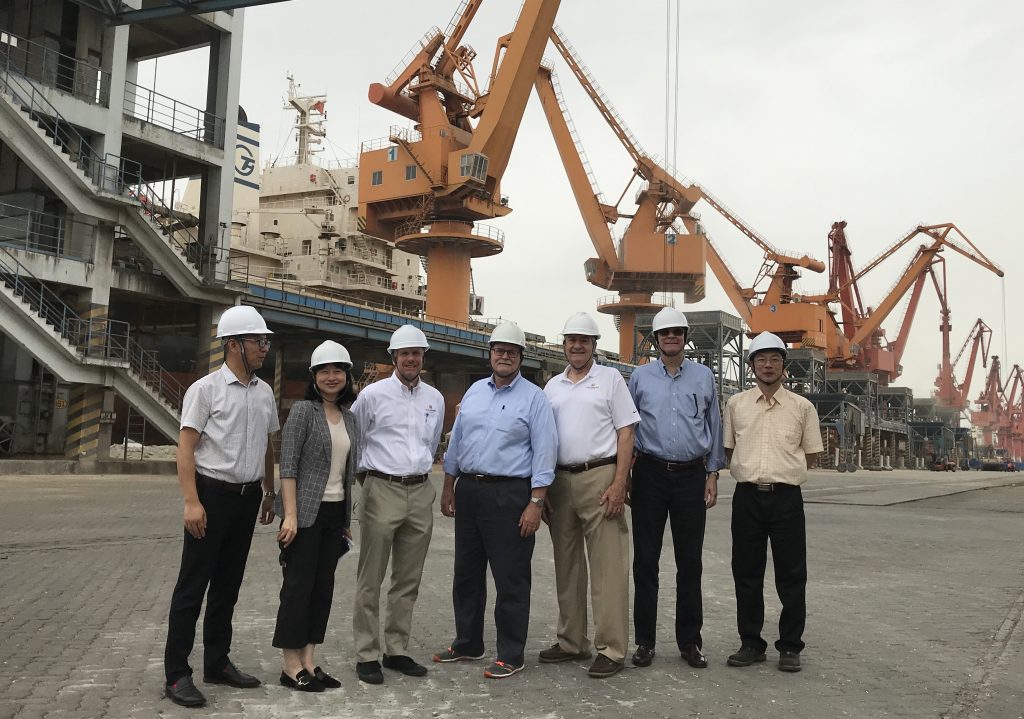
1, 53, 232, 284
0, 201, 96, 261
0, 29, 111, 106
123, 80, 225, 149
0, 245, 186, 408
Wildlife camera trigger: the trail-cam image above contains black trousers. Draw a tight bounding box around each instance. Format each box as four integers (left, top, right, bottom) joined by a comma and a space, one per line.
273, 500, 348, 649
164, 479, 261, 684
630, 456, 707, 650
451, 477, 534, 666
731, 482, 807, 653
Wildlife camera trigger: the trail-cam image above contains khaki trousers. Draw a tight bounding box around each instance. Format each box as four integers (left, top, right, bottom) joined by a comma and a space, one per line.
353, 477, 435, 662
547, 464, 630, 663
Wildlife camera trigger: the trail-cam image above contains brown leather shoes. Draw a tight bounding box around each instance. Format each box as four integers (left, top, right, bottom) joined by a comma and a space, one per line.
539, 643, 592, 664
587, 654, 623, 678
681, 644, 708, 668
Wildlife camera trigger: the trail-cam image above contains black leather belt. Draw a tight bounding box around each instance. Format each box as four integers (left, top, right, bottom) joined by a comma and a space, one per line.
197, 474, 262, 495
743, 482, 796, 492
557, 455, 618, 473
460, 473, 530, 483
637, 452, 705, 473
366, 469, 428, 486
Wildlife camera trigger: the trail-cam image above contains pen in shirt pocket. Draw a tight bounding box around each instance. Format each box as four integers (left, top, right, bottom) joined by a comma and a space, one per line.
692, 393, 699, 418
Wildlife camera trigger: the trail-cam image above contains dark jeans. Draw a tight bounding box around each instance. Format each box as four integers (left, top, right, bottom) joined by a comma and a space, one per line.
273, 501, 348, 649
630, 456, 707, 650
164, 478, 261, 684
731, 482, 807, 653
451, 477, 534, 666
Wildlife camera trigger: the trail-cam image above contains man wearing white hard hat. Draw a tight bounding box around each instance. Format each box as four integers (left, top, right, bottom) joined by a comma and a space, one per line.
540, 312, 639, 679
723, 331, 822, 674
164, 305, 279, 708
434, 322, 557, 679
351, 325, 444, 684
627, 306, 725, 671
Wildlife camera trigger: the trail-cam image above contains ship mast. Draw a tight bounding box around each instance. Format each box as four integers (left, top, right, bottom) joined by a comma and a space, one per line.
285, 73, 327, 165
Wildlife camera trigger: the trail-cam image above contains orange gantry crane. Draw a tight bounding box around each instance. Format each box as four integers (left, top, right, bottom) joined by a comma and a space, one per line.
359, 0, 560, 321
812, 222, 1003, 381
934, 318, 992, 411
971, 356, 1004, 449
702, 217, 1003, 383
1000, 365, 1024, 460
533, 28, 706, 360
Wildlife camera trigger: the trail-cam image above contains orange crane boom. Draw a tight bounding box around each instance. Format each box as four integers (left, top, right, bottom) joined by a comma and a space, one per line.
935, 318, 991, 410
360, 0, 561, 321
534, 29, 708, 360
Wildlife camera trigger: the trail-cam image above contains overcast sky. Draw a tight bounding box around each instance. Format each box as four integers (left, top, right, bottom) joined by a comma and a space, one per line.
153, 0, 1023, 399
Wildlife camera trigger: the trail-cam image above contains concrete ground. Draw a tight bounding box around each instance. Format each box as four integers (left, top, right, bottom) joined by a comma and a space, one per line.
0, 467, 1021, 719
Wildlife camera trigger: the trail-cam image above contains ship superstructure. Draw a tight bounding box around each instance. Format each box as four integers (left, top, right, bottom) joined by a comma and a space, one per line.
222, 76, 426, 315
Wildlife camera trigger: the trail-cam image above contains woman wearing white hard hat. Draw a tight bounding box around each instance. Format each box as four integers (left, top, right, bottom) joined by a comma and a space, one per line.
272, 340, 360, 692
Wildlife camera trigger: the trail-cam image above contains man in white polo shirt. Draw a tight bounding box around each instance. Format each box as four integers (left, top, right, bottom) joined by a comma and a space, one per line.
540, 312, 639, 678
351, 325, 444, 685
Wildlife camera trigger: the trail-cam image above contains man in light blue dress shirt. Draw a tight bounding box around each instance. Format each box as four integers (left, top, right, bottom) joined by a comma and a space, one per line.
433, 322, 557, 679
627, 307, 725, 670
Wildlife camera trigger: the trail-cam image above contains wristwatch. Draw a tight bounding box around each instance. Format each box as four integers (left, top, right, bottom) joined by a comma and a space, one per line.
529, 496, 545, 507
263, 489, 276, 499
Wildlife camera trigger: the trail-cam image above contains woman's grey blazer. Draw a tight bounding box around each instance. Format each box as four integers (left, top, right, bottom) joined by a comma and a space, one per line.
275, 399, 359, 529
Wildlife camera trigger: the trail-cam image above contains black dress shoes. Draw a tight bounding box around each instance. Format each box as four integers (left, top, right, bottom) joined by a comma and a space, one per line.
631, 645, 655, 667
313, 665, 342, 688
280, 669, 325, 692
382, 654, 428, 677
204, 659, 261, 688
356, 660, 384, 684
727, 645, 767, 667
165, 675, 206, 707
681, 644, 708, 668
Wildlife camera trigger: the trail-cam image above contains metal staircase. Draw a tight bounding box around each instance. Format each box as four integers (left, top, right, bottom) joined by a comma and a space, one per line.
0, 246, 183, 441
0, 51, 233, 298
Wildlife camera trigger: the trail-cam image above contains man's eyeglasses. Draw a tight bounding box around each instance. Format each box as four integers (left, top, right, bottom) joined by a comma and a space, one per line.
240, 337, 272, 350
753, 355, 783, 366
657, 328, 685, 337
490, 347, 520, 358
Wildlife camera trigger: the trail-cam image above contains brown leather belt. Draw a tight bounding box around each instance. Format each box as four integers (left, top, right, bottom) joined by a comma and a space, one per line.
460, 473, 530, 483
556, 455, 618, 473
637, 452, 705, 473
366, 469, 428, 486
197, 474, 262, 495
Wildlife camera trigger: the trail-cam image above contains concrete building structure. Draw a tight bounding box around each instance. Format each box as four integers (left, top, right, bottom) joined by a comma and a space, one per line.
0, 1, 245, 457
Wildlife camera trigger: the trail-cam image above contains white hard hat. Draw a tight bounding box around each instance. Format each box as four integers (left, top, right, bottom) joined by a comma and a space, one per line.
489, 322, 527, 349
747, 331, 787, 360
216, 305, 273, 338
389, 324, 429, 352
651, 307, 689, 333
309, 340, 352, 370
561, 312, 601, 339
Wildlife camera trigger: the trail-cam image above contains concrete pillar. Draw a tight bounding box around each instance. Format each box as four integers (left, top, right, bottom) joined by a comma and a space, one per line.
273, 343, 284, 406
94, 24, 130, 186
199, 16, 244, 269
196, 304, 230, 376
65, 384, 106, 458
